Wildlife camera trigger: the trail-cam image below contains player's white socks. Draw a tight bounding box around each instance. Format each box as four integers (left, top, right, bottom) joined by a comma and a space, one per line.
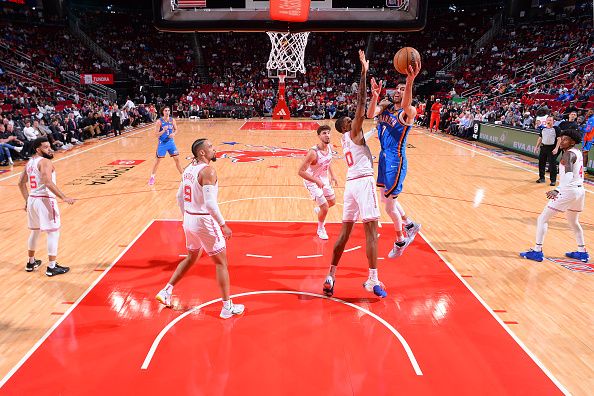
222, 299, 232, 309
28, 257, 36, 264
48, 261, 56, 269
369, 268, 378, 282
578, 246, 587, 253
318, 221, 324, 230
165, 283, 173, 293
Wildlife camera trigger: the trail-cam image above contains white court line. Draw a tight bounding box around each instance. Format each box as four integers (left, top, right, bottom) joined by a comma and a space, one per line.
178, 254, 188, 257
0, 219, 156, 389
246, 254, 272, 259
344, 246, 361, 253
296, 254, 323, 259
0, 124, 153, 183
156, 217, 572, 392
421, 130, 593, 195
140, 290, 423, 375
419, 231, 570, 395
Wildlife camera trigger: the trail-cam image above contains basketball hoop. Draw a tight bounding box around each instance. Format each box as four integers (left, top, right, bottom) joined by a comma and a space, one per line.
266, 31, 310, 77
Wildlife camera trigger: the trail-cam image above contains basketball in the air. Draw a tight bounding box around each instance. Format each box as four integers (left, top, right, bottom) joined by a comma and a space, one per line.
393, 47, 421, 75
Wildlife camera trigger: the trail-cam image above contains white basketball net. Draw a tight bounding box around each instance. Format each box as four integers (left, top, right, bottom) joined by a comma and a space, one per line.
266, 31, 310, 76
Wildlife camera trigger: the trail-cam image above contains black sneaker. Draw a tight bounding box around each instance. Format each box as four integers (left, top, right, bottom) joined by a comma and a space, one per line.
323, 277, 335, 297
25, 259, 42, 272
550, 181, 556, 186
46, 264, 70, 277
536, 178, 545, 183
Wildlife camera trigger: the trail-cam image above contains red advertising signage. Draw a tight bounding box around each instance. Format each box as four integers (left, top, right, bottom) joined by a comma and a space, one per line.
80, 74, 114, 85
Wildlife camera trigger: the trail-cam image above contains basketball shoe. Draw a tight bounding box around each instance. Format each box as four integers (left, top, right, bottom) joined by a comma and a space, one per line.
565, 251, 589, 263
405, 221, 421, 240
519, 249, 544, 262
148, 175, 155, 186
45, 264, 70, 277
156, 289, 172, 307
317, 226, 329, 240
25, 259, 42, 272
363, 279, 387, 298
388, 235, 414, 258
220, 301, 245, 319
323, 276, 335, 297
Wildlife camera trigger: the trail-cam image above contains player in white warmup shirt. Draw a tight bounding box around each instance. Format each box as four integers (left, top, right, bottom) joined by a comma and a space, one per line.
520, 129, 589, 262
322, 50, 386, 298
298, 124, 338, 240
18, 137, 76, 276
156, 138, 244, 319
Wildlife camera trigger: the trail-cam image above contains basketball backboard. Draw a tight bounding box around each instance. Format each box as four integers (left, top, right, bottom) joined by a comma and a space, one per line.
154, 0, 427, 32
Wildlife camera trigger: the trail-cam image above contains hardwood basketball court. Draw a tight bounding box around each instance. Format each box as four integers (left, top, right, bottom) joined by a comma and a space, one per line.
0, 119, 592, 395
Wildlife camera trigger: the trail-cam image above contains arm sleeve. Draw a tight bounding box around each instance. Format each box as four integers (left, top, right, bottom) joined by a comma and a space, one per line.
203, 185, 225, 226
176, 183, 184, 215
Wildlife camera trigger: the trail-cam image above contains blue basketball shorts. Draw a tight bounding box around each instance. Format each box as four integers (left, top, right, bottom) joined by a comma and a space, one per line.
377, 152, 407, 198
156, 139, 178, 158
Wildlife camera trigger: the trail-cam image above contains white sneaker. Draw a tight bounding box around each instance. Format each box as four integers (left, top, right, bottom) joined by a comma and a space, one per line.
14, 146, 23, 153
317, 227, 329, 240
8, 158, 13, 165
220, 302, 245, 319
363, 279, 387, 298
405, 222, 421, 241
388, 236, 413, 259
155, 289, 172, 307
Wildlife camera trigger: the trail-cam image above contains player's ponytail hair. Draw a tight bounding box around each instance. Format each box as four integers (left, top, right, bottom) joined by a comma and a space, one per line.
191, 138, 207, 158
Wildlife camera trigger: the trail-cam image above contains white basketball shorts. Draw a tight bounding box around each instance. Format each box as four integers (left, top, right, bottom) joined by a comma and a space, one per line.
342, 175, 380, 222
27, 196, 60, 232
183, 212, 226, 256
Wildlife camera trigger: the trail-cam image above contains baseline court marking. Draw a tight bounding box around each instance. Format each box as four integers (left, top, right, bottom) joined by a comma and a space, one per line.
140, 290, 424, 376
0, 220, 156, 388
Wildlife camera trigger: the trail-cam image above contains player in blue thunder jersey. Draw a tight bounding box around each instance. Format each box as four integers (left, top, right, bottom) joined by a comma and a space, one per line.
367, 59, 422, 259
148, 106, 183, 185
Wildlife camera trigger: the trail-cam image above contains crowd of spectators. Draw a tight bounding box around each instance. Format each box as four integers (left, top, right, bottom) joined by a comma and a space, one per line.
1, 2, 592, 168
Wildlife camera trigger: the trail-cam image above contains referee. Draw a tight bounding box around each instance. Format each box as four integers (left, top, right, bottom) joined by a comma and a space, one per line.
534, 115, 561, 186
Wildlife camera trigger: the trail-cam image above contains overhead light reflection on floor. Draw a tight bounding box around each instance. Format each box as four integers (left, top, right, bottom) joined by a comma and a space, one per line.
473, 188, 485, 208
